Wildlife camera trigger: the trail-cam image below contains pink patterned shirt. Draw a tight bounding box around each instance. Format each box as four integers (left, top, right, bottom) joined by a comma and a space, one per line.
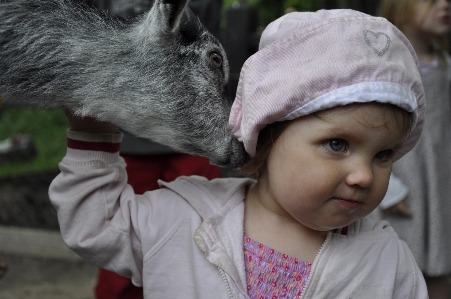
243, 236, 312, 299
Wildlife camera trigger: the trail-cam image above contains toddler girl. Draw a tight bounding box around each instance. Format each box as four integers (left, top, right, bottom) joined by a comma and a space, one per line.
378, 0, 451, 298
50, 10, 428, 298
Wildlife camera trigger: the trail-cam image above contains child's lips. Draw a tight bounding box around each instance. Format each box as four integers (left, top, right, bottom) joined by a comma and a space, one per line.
333, 198, 362, 210
441, 15, 450, 24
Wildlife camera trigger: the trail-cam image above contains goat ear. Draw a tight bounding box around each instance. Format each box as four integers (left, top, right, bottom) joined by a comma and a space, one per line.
179, 7, 204, 42
145, 0, 189, 33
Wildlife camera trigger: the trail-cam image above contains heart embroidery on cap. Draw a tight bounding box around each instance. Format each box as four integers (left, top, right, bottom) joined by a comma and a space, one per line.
363, 30, 391, 57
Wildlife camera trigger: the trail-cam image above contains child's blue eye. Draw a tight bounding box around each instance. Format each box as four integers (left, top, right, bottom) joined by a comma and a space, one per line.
375, 149, 392, 160
324, 139, 347, 152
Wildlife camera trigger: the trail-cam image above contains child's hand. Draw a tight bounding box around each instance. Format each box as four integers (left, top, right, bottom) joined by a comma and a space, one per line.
64, 109, 118, 134
383, 200, 412, 218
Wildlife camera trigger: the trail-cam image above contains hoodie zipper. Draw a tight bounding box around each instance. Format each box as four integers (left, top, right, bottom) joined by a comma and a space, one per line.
299, 232, 332, 299
218, 266, 235, 299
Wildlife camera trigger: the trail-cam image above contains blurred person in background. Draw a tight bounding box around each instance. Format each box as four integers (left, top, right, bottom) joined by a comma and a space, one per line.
378, 1, 451, 298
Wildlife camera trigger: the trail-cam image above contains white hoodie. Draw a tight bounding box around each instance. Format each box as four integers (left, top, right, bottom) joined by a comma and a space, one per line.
49, 130, 428, 299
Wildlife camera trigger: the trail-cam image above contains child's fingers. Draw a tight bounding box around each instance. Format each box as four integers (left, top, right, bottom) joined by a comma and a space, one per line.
397, 201, 412, 218
383, 200, 412, 218
64, 109, 119, 134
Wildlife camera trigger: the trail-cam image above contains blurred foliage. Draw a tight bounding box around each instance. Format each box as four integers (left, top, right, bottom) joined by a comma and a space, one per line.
223, 0, 319, 27
0, 107, 68, 176
284, 0, 317, 12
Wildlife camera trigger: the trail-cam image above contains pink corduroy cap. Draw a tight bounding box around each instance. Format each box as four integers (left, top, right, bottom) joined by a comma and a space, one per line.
228, 9, 425, 161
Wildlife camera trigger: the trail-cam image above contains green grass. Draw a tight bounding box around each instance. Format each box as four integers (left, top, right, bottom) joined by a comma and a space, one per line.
0, 107, 69, 177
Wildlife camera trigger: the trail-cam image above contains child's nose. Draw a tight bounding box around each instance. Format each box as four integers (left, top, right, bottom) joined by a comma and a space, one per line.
345, 159, 373, 188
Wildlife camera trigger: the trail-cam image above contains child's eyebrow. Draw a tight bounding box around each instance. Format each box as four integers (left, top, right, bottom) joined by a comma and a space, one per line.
318, 126, 365, 141
319, 121, 357, 134
321, 126, 405, 149
392, 143, 404, 152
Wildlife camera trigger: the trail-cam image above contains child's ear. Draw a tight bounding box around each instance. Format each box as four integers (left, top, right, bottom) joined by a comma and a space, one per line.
145, 0, 189, 34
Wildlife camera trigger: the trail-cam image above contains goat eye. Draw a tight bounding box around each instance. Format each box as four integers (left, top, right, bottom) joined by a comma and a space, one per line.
209, 52, 222, 68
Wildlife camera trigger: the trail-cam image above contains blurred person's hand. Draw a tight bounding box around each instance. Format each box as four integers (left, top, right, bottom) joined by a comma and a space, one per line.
383, 199, 412, 218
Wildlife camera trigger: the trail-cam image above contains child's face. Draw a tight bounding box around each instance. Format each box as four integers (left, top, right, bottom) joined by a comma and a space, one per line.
257, 103, 407, 231
412, 0, 451, 37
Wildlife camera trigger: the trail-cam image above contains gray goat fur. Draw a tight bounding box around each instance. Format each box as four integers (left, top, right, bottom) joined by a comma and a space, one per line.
0, 0, 247, 168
